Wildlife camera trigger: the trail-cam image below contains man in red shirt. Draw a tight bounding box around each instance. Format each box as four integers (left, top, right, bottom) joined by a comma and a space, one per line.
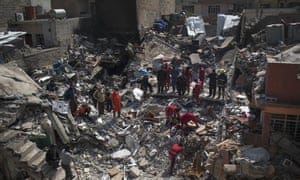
192, 80, 202, 104
165, 104, 180, 125
167, 142, 184, 175
182, 67, 192, 95
199, 66, 205, 85
180, 112, 199, 128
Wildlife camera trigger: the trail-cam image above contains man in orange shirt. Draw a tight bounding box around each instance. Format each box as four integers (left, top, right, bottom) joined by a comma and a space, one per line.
110, 88, 121, 118
167, 141, 184, 175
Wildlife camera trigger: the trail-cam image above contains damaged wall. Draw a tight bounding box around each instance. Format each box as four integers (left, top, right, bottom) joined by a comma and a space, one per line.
0, 0, 31, 31
265, 63, 300, 104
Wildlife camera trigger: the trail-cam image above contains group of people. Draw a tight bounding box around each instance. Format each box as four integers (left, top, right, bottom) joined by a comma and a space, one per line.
207, 69, 228, 99
61, 83, 122, 119
165, 103, 201, 175
156, 63, 206, 100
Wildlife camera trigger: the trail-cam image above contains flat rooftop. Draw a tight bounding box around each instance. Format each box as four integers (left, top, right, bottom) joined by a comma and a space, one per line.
267, 44, 300, 64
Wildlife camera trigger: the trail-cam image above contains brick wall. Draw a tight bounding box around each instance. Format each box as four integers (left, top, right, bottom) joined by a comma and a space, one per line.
0, 0, 31, 31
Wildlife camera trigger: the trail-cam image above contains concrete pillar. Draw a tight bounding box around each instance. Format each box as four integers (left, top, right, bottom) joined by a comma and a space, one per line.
262, 112, 271, 145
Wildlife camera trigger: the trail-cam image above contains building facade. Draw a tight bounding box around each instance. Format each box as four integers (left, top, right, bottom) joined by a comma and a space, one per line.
259, 45, 300, 144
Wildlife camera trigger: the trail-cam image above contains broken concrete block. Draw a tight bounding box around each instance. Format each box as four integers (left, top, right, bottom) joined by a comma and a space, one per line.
138, 158, 149, 168
138, 147, 147, 157
149, 149, 157, 157
21, 122, 34, 130
129, 166, 141, 178
108, 167, 120, 177
108, 138, 119, 148
111, 149, 131, 160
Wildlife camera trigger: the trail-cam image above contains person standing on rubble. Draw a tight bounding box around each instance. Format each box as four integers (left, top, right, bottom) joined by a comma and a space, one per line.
110, 87, 121, 118
207, 69, 217, 98
140, 75, 153, 97
182, 67, 193, 95
46, 144, 60, 169
93, 85, 105, 115
64, 83, 78, 116
167, 140, 185, 175
157, 66, 167, 94
176, 73, 186, 96
199, 66, 205, 86
164, 63, 172, 91
105, 88, 112, 112
60, 146, 75, 180
192, 80, 202, 104
217, 69, 227, 99
171, 65, 179, 93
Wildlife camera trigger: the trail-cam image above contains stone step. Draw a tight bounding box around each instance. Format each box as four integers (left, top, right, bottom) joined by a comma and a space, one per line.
0, 130, 20, 143
5, 138, 27, 152
28, 151, 46, 169
15, 141, 35, 155
20, 148, 41, 163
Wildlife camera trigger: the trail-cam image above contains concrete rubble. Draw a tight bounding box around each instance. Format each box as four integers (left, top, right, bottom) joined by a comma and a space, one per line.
1, 11, 300, 180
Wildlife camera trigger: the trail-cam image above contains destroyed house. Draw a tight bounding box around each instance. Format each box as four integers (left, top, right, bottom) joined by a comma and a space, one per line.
252, 45, 300, 144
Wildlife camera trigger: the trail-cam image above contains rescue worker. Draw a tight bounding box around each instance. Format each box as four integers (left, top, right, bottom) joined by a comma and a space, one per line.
157, 66, 167, 94
93, 85, 105, 115
105, 88, 112, 112
171, 65, 180, 93
46, 144, 60, 169
64, 83, 77, 116
180, 112, 199, 128
207, 69, 217, 98
140, 75, 153, 97
46, 79, 57, 92
60, 146, 75, 180
192, 80, 202, 104
176, 73, 186, 96
167, 141, 184, 175
110, 87, 121, 118
74, 104, 91, 118
164, 63, 172, 91
165, 103, 180, 126
199, 66, 205, 86
217, 69, 227, 99
182, 67, 193, 95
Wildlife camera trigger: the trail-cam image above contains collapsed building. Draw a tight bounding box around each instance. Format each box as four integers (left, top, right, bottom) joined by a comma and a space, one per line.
1, 1, 300, 180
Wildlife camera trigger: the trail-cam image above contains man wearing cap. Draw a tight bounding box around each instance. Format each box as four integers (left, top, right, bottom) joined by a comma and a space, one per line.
167, 141, 185, 175
182, 67, 193, 95
110, 88, 121, 118
208, 69, 217, 98
93, 85, 105, 115
217, 69, 227, 99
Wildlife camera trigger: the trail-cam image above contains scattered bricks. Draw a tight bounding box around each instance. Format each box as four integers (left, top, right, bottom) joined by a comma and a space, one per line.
129, 166, 141, 178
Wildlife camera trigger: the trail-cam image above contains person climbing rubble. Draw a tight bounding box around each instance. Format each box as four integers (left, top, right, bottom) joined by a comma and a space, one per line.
64, 82, 78, 116
165, 103, 181, 126
110, 87, 121, 118
182, 66, 193, 95
74, 103, 91, 119
46, 144, 60, 169
93, 84, 106, 116
207, 69, 217, 98
180, 112, 199, 129
167, 140, 185, 175
157, 65, 167, 94
217, 69, 227, 99
192, 80, 202, 104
